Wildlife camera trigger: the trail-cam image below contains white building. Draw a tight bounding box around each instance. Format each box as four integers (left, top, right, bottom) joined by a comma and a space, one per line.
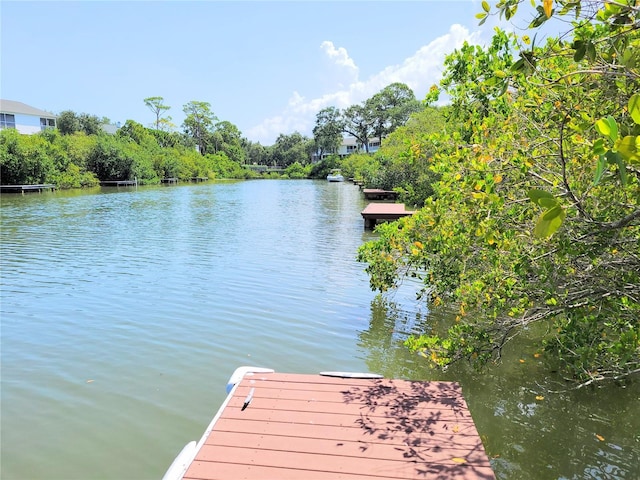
0, 99, 57, 134
314, 136, 381, 162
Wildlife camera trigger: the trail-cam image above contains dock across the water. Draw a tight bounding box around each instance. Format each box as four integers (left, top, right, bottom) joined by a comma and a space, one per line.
163, 368, 495, 480
362, 188, 398, 201
0, 184, 56, 194
361, 202, 415, 229
99, 180, 138, 187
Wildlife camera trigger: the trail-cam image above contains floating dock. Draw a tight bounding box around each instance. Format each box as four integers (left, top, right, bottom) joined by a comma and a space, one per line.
361, 202, 415, 229
362, 188, 398, 201
99, 180, 137, 187
0, 184, 56, 194
163, 369, 495, 480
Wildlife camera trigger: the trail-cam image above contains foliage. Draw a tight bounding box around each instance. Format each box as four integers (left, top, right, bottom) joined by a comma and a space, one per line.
1, 119, 256, 186
144, 96, 172, 131
283, 161, 312, 179
271, 132, 314, 167
309, 155, 340, 179
78, 113, 103, 136
55, 110, 104, 136
365, 107, 448, 207
339, 153, 379, 182
244, 140, 268, 165
212, 121, 246, 164
312, 83, 421, 157
56, 110, 81, 135
0, 128, 55, 184
367, 82, 422, 141
207, 151, 252, 179
182, 100, 218, 156
358, 1, 640, 385
313, 107, 345, 159
342, 104, 374, 152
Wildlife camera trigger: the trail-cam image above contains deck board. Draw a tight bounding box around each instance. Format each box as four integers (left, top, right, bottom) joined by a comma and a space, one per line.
181, 373, 494, 479
360, 203, 415, 229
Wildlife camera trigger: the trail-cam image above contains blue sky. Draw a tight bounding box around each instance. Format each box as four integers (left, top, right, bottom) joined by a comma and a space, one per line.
1, 1, 539, 145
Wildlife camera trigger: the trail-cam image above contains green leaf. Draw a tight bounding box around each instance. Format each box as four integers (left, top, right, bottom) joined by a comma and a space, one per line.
593, 138, 606, 156
534, 206, 565, 238
616, 135, 639, 163
538, 197, 558, 209
505, 6, 512, 20
594, 155, 606, 185
605, 150, 620, 164
616, 156, 628, 186
482, 1, 490, 12
595, 116, 618, 142
542, 205, 563, 221
511, 58, 525, 72
476, 12, 487, 19
629, 94, 640, 125
586, 42, 596, 62
574, 43, 586, 61
528, 189, 554, 205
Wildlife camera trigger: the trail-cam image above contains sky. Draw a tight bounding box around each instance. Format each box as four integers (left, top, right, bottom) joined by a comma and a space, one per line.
1, 1, 543, 146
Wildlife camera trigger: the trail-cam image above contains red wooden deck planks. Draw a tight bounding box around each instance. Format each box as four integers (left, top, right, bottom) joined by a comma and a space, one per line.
182, 373, 495, 480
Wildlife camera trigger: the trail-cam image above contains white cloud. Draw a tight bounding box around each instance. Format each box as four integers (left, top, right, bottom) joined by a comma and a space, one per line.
320, 40, 359, 82
246, 24, 479, 145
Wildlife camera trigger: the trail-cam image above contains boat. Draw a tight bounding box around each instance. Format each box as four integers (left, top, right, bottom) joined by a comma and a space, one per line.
162, 366, 495, 480
326, 169, 345, 182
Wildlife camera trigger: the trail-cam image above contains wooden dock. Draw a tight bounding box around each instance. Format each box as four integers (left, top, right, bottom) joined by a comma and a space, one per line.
0, 184, 56, 194
361, 203, 415, 229
363, 188, 398, 201
99, 180, 137, 187
165, 371, 494, 480
161, 177, 179, 184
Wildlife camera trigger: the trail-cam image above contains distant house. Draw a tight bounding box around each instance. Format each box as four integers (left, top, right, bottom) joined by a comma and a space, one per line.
0, 99, 57, 134
313, 136, 381, 162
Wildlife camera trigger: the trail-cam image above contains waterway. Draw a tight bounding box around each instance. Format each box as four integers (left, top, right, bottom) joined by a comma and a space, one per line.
1, 180, 638, 479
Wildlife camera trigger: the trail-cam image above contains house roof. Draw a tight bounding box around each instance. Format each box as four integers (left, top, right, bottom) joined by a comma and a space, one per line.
0, 99, 57, 118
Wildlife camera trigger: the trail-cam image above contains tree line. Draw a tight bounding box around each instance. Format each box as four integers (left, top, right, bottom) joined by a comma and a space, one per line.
0, 84, 422, 186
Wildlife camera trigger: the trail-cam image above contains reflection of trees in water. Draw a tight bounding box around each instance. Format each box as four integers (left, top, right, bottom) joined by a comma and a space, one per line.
357, 295, 435, 379
356, 297, 640, 479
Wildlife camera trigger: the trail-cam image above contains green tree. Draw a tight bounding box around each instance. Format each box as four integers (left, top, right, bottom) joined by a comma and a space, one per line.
117, 120, 153, 145
212, 120, 246, 164
78, 113, 102, 136
182, 101, 217, 156
243, 140, 268, 165
358, 1, 640, 385
56, 110, 81, 135
313, 106, 344, 159
0, 129, 55, 184
367, 83, 421, 142
271, 132, 313, 167
144, 96, 171, 131
284, 161, 311, 179
87, 135, 134, 181
342, 104, 374, 153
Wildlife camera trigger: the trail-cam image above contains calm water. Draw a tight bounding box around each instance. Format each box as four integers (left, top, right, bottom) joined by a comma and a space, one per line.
1, 180, 638, 480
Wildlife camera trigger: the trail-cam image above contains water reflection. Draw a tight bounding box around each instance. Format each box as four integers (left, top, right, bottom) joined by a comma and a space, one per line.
1, 182, 638, 480
357, 295, 640, 479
